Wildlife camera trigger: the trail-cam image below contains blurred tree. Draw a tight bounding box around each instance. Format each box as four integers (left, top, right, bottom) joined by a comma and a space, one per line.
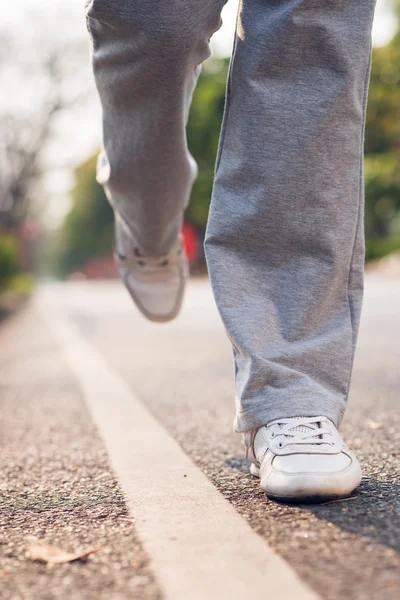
366, 40, 400, 154
0, 235, 19, 290
0, 32, 90, 232
364, 2, 400, 256
56, 155, 113, 275
364, 153, 400, 237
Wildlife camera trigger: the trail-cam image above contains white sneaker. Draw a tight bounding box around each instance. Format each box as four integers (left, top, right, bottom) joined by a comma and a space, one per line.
114, 219, 188, 323
246, 416, 362, 503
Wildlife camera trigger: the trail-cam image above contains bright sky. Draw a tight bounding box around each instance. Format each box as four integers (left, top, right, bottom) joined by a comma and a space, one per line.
0, 0, 397, 225
0, 0, 396, 53
215, 0, 399, 53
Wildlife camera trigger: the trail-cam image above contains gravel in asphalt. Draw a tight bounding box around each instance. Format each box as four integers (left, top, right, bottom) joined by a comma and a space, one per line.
1, 277, 399, 600
65, 278, 400, 600
0, 308, 161, 600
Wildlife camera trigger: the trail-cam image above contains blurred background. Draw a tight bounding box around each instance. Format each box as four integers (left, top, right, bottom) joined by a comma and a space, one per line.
0, 0, 399, 306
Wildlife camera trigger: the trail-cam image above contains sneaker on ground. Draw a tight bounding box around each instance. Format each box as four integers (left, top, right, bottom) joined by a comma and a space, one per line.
246, 416, 362, 503
114, 218, 188, 323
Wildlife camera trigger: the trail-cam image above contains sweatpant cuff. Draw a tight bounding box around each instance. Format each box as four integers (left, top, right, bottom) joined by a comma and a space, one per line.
234, 395, 345, 434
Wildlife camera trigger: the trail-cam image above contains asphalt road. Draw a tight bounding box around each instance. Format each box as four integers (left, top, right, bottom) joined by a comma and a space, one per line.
0, 274, 399, 599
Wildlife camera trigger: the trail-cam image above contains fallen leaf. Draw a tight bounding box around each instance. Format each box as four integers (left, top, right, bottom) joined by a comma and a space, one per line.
320, 496, 358, 505
27, 542, 104, 564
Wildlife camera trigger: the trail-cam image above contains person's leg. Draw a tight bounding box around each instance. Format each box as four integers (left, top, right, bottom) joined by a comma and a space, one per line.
85, 0, 226, 256
205, 0, 377, 432
85, 0, 226, 320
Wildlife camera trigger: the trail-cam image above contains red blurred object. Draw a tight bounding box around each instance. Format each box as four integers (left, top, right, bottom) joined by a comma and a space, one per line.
19, 219, 41, 273
75, 223, 200, 280
84, 257, 118, 279
20, 219, 40, 241
181, 222, 199, 263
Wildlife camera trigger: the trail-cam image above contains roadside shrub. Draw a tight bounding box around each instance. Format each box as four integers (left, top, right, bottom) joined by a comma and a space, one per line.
0, 234, 20, 290
366, 235, 400, 261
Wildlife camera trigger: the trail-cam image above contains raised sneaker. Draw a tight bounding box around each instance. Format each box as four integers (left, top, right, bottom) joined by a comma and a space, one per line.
246, 416, 362, 503
114, 218, 188, 323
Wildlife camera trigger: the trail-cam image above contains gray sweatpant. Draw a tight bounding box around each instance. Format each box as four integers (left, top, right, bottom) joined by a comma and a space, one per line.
85, 0, 377, 433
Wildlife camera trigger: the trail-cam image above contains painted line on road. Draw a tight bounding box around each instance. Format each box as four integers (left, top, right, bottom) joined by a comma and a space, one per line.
39, 288, 320, 600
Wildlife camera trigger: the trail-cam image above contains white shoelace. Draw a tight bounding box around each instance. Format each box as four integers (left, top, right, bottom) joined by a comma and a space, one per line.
244, 416, 337, 459
272, 417, 335, 448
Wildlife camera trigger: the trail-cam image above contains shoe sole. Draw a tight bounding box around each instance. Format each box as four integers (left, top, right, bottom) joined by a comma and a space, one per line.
118, 259, 188, 324
130, 282, 186, 323
249, 462, 356, 504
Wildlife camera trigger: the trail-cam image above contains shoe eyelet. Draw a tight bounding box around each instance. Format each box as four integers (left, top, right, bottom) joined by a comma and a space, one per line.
270, 432, 275, 438
278, 442, 283, 448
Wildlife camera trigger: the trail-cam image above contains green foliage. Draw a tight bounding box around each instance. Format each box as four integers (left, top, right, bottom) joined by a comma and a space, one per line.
186, 59, 229, 227
364, 22, 400, 258
366, 235, 400, 261
365, 34, 400, 155
7, 272, 34, 295
56, 154, 114, 275
364, 153, 400, 237
0, 234, 20, 290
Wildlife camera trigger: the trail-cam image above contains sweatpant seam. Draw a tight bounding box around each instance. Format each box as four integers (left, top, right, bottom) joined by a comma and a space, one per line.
343, 43, 373, 404
214, 17, 239, 174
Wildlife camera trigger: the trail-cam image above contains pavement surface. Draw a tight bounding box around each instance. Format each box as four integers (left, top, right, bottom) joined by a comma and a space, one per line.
0, 275, 399, 599
0, 308, 161, 600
